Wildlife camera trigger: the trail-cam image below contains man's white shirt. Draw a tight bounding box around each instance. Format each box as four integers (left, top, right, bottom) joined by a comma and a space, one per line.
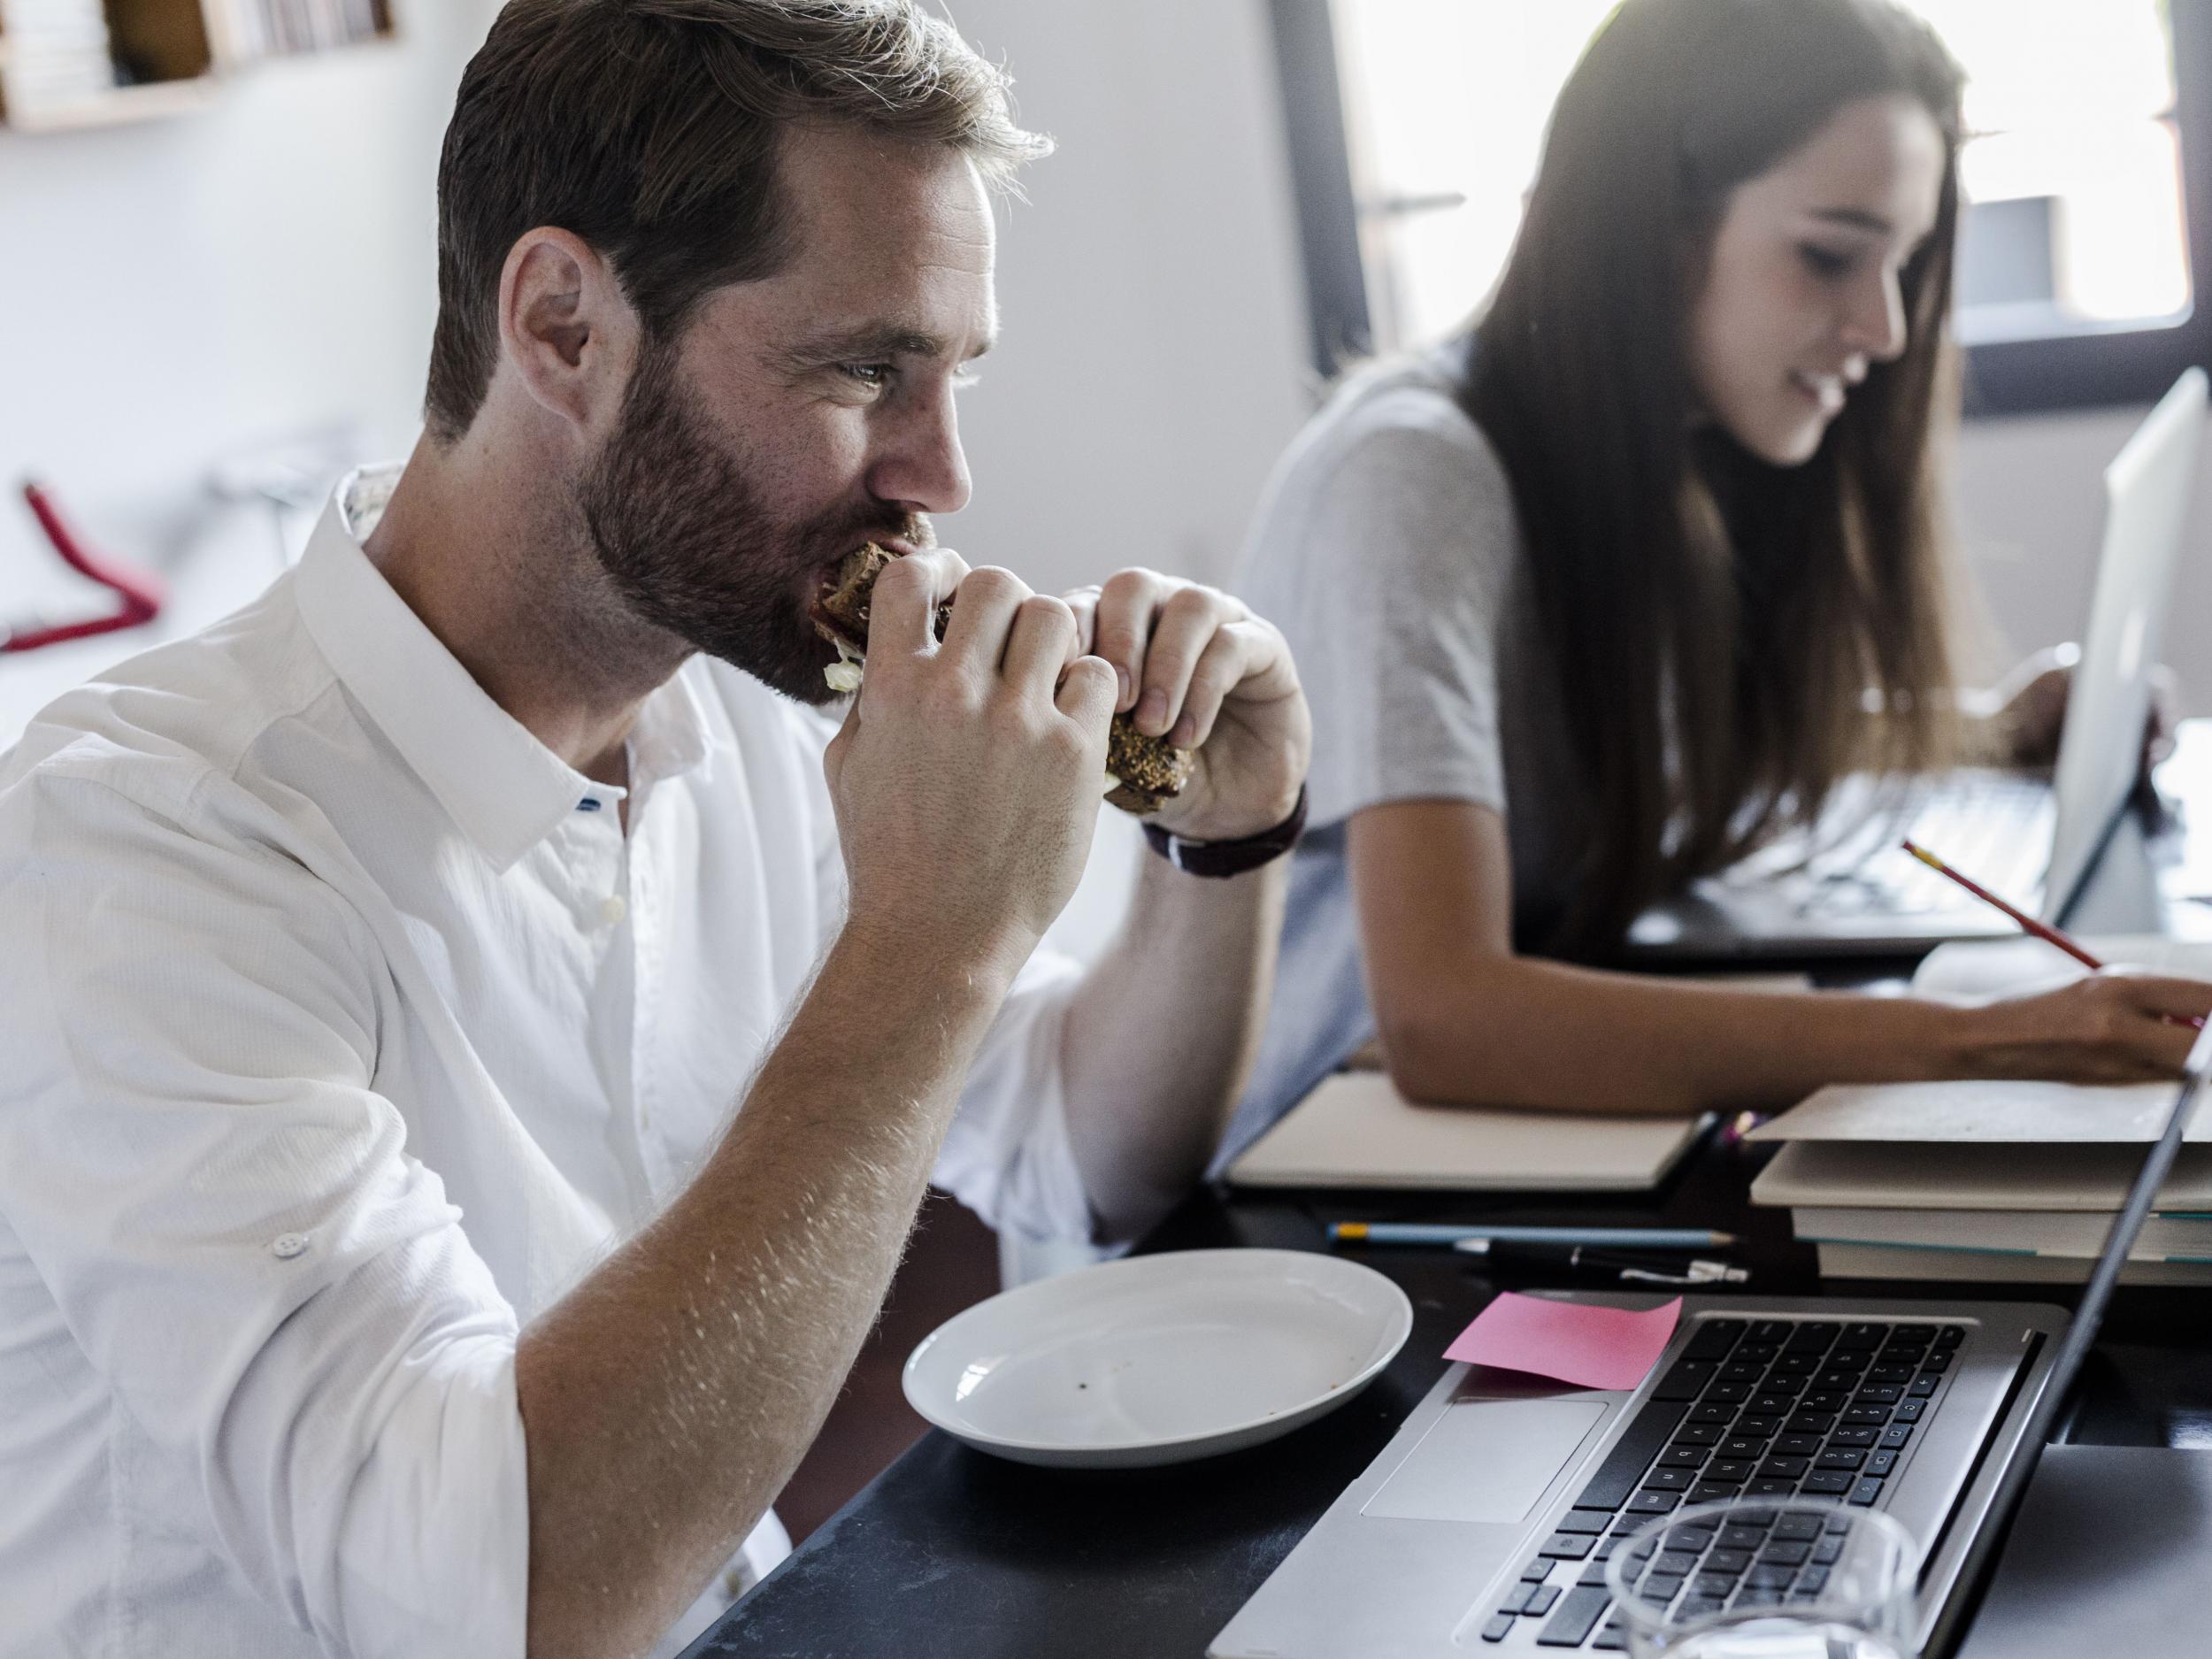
0, 468, 1094, 1658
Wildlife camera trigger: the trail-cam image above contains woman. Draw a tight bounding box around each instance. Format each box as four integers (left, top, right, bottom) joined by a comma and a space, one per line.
1219, 0, 2207, 1158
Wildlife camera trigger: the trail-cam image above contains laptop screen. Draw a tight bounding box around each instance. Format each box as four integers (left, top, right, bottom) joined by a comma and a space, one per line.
1939, 1018, 2212, 1640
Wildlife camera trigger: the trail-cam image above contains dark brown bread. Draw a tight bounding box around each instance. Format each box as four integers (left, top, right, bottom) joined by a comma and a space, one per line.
811, 543, 1193, 814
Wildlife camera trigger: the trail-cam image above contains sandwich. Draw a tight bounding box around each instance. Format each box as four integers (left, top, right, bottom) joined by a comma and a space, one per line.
812, 542, 1194, 815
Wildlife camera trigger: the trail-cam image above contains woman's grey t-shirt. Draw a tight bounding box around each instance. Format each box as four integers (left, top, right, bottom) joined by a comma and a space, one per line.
1214, 350, 1586, 1164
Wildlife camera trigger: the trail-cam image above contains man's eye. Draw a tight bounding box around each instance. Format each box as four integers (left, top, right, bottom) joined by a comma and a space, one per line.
1799, 244, 1856, 280
841, 363, 893, 389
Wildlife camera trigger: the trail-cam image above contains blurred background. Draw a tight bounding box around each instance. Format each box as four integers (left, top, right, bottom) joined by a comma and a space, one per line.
9, 0, 2212, 749
5, 0, 2210, 1538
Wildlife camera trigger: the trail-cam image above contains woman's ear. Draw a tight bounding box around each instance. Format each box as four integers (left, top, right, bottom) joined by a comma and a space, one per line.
495, 227, 638, 437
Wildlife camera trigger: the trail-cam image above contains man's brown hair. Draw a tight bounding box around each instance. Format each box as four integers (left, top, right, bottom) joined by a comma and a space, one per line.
424, 0, 1049, 446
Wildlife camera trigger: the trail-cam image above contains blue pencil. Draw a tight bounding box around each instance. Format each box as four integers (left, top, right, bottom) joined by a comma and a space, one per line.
1330, 1222, 1736, 1249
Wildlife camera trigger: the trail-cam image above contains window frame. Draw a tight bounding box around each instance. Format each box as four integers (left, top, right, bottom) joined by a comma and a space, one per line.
1267, 0, 2212, 416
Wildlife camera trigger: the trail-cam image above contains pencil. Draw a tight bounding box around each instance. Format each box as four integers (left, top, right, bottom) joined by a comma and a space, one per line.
1902, 838, 2204, 1029
1900, 841, 2101, 969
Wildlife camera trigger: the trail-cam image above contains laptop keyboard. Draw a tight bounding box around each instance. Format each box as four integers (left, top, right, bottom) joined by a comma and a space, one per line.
1790, 779, 2053, 918
1480, 1317, 1965, 1649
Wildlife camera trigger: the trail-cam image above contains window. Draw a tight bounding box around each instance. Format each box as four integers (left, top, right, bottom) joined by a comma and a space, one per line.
1270, 0, 2212, 412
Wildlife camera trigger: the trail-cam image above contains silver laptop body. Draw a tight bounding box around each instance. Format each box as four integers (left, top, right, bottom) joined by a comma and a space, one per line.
1628, 366, 2207, 960
1212, 1018, 2212, 1659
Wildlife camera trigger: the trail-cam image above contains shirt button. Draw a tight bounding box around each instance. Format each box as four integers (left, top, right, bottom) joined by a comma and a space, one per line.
271, 1233, 309, 1260
600, 895, 628, 926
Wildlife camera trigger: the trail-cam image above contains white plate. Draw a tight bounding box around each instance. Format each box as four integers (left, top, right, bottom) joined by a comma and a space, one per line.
902, 1248, 1413, 1468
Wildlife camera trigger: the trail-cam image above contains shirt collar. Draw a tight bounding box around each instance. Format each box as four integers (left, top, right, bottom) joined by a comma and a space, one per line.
294, 465, 713, 871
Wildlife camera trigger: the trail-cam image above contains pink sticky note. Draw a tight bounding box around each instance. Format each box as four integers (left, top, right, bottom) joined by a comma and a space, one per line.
1444, 1292, 1682, 1391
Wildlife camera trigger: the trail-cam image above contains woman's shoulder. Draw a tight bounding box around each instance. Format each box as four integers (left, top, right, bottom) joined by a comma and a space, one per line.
1290, 347, 1515, 503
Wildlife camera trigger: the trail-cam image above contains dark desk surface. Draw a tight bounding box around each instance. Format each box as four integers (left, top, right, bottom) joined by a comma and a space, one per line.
690, 747, 2212, 1658
687, 1131, 2212, 1659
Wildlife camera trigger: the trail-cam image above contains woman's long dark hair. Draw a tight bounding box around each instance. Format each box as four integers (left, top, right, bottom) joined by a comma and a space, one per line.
1464, 0, 1968, 956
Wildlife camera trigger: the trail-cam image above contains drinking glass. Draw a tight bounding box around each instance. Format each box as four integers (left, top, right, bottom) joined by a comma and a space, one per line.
1602, 1497, 1919, 1659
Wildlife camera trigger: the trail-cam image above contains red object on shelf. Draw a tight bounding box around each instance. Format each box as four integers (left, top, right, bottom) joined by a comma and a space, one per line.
4, 480, 167, 653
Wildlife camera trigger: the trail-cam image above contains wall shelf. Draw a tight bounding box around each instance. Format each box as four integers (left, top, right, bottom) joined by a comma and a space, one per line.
0, 0, 393, 134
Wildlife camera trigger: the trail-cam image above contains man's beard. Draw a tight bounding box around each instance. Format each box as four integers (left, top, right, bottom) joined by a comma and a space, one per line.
575, 342, 921, 704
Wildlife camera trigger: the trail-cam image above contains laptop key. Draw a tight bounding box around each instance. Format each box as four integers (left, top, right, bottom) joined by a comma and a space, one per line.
1893, 1400, 1927, 1423
1687, 1482, 1741, 1503
1736, 1417, 1782, 1440
1868, 1363, 1916, 1385
1842, 1406, 1890, 1426
1748, 1479, 1798, 1498
1828, 1427, 1878, 1448
1540, 1533, 1595, 1560
1665, 1526, 1716, 1552
1800, 1392, 1848, 1412
1749, 1320, 1793, 1342
1812, 1537, 1845, 1566
1855, 1384, 1903, 1405
1747, 1564, 1797, 1590
1684, 1321, 1747, 1361
1735, 1341, 1780, 1364
1771, 1352, 1821, 1376
1705, 1459, 1755, 1482
1757, 1540, 1811, 1567
1816, 1448, 1867, 1471
1770, 1515, 1823, 1542
1747, 1395, 1798, 1418
1717, 1362, 1765, 1385
1920, 1352, 1954, 1374
1909, 1377, 1939, 1397
1705, 1548, 1752, 1574
1677, 1421, 1726, 1444
1866, 1450, 1900, 1477
1849, 1478, 1886, 1507
1704, 1383, 1752, 1405
1798, 1565, 1831, 1594
1652, 1360, 1718, 1401
1657, 1445, 1708, 1469
1722, 1436, 1769, 1459
1934, 1325, 1966, 1348
1558, 1509, 1615, 1534
1480, 1613, 1516, 1643
1523, 1557, 1555, 1582
1800, 1471, 1853, 1496
1593, 1619, 1631, 1651
1535, 1586, 1613, 1647
1691, 1403, 1737, 1426
1757, 1456, 1809, 1479
1717, 1524, 1770, 1549
1644, 1468, 1694, 1492
1625, 1490, 1680, 1515
1784, 1324, 1840, 1353
1526, 1584, 1562, 1616
1574, 1400, 1691, 1509
1786, 1414, 1836, 1435
1879, 1424, 1914, 1450
1497, 1586, 1535, 1617
1843, 1324, 1891, 1347
1774, 1434, 1822, 1457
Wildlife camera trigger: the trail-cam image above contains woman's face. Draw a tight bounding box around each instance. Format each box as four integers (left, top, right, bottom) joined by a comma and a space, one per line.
1686, 94, 1947, 466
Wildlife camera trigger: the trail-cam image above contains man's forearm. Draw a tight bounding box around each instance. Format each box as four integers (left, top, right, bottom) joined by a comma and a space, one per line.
1061, 850, 1290, 1240
514, 926, 1017, 1659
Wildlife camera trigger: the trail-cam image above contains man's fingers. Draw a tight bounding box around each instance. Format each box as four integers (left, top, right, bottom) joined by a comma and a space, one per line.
939, 565, 1031, 669
1061, 586, 1102, 657
1003, 595, 1079, 700
1133, 585, 1241, 741
1055, 655, 1118, 729
1092, 569, 1167, 714
867, 549, 968, 656
1171, 626, 1254, 750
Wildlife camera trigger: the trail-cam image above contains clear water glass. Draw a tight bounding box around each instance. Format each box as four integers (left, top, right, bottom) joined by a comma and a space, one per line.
1602, 1497, 1919, 1659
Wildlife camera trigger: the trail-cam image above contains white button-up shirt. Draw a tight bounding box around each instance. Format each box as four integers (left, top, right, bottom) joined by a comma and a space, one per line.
0, 469, 1093, 1658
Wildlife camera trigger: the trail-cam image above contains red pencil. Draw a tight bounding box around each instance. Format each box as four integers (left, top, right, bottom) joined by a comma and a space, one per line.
1901, 841, 2101, 970
1902, 839, 2204, 1029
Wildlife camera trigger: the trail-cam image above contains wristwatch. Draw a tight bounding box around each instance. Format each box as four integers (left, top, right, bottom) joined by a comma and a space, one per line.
1141, 785, 1308, 879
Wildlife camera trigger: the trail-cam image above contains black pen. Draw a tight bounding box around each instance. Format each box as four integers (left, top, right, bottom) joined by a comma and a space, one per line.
1455, 1238, 1749, 1286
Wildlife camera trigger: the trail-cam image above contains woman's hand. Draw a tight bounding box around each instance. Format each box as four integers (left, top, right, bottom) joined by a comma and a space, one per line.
1951, 970, 2212, 1083
1986, 644, 2176, 772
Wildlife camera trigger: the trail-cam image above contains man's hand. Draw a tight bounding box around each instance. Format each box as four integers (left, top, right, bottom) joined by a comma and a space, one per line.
1067, 570, 1312, 841
825, 549, 1119, 974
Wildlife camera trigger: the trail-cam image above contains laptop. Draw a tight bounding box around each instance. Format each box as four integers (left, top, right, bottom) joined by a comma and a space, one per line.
1627, 367, 2208, 960
1210, 1022, 2212, 1658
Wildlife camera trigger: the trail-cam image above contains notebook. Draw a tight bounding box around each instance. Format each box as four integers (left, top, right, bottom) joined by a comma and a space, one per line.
1224, 1070, 1714, 1192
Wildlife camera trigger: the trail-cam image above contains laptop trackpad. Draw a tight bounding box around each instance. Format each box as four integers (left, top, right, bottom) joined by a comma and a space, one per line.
1362, 1395, 1609, 1525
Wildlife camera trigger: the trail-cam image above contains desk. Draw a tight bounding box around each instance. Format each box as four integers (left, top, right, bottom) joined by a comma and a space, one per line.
686, 740, 2212, 1658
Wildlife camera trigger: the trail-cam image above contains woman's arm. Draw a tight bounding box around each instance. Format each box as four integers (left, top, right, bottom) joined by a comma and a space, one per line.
1349, 798, 2212, 1114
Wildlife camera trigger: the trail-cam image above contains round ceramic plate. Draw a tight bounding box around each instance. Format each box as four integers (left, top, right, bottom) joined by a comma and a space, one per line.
902, 1248, 1413, 1469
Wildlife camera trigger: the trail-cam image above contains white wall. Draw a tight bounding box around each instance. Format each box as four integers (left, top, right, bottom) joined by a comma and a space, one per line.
0, 0, 503, 734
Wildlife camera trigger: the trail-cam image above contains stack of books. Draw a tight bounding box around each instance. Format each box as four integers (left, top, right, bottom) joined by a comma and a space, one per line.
205, 0, 386, 58
0, 0, 117, 110
1749, 935, 2212, 1285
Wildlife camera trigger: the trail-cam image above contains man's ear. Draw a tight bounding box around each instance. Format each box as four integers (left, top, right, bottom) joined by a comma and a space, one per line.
496, 227, 636, 435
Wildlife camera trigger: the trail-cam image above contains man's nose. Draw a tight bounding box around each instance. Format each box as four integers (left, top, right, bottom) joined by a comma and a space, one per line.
870, 382, 972, 516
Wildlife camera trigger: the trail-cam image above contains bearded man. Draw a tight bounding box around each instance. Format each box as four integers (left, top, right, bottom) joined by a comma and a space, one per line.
0, 4, 1311, 1655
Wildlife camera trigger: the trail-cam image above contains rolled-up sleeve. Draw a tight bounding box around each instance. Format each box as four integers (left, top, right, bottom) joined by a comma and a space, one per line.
0, 771, 528, 1657
931, 948, 1094, 1244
